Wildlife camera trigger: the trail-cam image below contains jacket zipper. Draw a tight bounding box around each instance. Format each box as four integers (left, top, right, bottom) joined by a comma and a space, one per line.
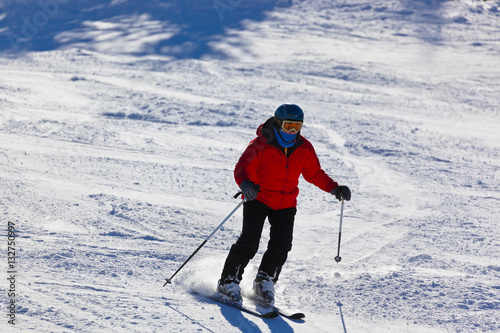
278, 149, 290, 210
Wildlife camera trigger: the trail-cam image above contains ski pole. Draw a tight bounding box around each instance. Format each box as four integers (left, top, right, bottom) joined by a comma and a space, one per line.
163, 191, 245, 287
334, 199, 345, 263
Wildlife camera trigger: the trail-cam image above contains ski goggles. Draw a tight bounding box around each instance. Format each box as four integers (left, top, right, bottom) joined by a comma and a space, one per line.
281, 120, 303, 133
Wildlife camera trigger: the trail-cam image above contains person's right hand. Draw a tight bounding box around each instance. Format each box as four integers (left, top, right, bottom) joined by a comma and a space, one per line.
240, 181, 259, 201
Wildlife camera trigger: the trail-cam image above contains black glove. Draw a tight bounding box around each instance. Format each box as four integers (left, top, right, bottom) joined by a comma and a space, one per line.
240, 181, 259, 201
331, 185, 351, 201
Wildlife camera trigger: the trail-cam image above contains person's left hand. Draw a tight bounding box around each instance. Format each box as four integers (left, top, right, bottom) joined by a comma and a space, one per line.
331, 185, 351, 201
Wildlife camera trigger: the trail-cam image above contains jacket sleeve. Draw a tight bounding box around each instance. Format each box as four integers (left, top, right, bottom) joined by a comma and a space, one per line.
301, 143, 338, 193
234, 138, 264, 187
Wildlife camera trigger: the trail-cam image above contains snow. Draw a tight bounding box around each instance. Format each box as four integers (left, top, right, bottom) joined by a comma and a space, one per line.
1, 0, 499, 332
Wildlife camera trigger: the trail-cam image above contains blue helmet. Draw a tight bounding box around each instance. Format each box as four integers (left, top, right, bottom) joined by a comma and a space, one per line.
274, 104, 304, 122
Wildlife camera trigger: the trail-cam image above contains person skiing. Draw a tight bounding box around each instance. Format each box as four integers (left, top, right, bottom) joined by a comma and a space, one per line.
217, 104, 351, 306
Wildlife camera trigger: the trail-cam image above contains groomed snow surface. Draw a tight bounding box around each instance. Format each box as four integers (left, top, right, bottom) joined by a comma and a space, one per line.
1, 0, 499, 332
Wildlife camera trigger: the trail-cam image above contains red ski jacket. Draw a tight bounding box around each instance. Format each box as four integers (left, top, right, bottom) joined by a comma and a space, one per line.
234, 118, 338, 210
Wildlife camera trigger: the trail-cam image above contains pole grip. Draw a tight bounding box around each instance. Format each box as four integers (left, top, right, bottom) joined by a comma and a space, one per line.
234, 184, 260, 199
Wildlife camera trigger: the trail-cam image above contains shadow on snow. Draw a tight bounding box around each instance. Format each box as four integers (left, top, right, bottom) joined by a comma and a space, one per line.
0, 0, 292, 58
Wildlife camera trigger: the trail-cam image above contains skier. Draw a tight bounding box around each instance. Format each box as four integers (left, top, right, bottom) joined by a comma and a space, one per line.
217, 104, 351, 306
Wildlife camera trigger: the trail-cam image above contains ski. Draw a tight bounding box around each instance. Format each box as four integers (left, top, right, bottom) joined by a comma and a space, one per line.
274, 307, 305, 320
191, 290, 279, 319
250, 295, 305, 320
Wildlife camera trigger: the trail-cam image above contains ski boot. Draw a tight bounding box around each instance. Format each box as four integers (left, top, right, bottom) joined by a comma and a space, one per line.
217, 277, 242, 306
253, 271, 275, 306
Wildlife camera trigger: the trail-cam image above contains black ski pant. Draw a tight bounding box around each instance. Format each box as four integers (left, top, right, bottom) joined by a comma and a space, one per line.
221, 200, 296, 283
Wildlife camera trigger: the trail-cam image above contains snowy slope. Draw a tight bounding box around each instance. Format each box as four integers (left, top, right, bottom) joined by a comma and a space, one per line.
1, 0, 500, 332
